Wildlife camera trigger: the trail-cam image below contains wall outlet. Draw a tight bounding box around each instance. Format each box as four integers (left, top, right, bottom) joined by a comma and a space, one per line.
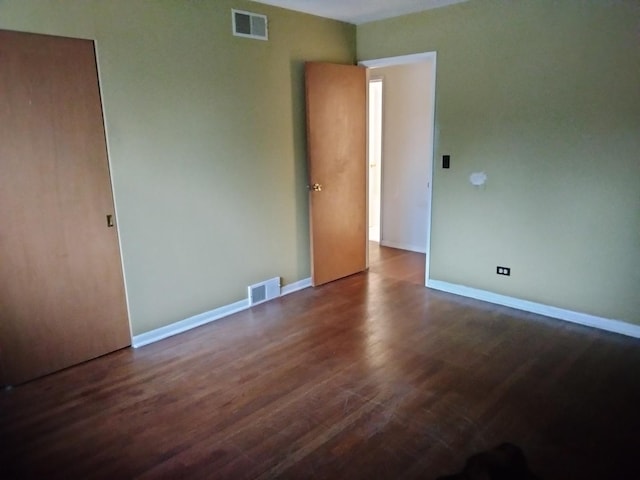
496, 266, 511, 276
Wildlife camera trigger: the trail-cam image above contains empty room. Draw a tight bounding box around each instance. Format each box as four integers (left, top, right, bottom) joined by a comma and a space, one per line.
1, 1, 639, 479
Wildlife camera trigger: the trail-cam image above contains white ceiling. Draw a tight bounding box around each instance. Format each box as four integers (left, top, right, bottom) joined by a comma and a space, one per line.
250, 0, 468, 25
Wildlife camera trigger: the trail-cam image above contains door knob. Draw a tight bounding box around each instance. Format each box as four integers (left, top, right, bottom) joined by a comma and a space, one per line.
311, 183, 323, 192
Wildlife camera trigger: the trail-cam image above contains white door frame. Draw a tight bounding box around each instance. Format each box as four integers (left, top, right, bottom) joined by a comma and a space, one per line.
367, 77, 383, 244
359, 52, 437, 286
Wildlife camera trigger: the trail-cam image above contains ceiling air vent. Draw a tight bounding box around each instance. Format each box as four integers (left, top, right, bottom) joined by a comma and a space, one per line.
232, 9, 268, 41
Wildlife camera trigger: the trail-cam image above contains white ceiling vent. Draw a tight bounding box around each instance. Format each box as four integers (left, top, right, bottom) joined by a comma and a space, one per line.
232, 9, 268, 41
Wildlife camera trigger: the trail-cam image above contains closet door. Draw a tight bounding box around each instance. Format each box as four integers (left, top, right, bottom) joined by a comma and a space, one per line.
0, 30, 130, 386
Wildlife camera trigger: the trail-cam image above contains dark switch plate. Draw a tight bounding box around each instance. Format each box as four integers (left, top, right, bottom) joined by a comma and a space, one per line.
443, 155, 450, 169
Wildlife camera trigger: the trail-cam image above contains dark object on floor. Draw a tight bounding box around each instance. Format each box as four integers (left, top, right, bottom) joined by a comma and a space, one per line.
437, 442, 539, 480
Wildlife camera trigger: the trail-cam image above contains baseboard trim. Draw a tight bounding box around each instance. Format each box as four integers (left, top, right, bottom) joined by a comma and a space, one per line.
132, 299, 250, 348
426, 280, 640, 339
380, 240, 426, 254
281, 277, 312, 296
132, 278, 313, 348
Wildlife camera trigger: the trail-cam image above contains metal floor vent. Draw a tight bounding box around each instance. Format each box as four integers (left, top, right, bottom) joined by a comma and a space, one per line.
248, 277, 280, 306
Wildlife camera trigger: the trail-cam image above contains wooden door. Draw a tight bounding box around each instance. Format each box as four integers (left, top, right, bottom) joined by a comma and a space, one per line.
0, 30, 130, 386
305, 62, 367, 286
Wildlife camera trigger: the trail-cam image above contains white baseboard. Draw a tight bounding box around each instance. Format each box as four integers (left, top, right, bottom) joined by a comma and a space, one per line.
132, 299, 250, 348
281, 277, 312, 296
132, 277, 313, 348
427, 279, 640, 339
380, 240, 426, 254
132, 277, 639, 347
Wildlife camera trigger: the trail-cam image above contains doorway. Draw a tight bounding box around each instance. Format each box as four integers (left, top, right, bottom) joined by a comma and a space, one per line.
361, 52, 437, 285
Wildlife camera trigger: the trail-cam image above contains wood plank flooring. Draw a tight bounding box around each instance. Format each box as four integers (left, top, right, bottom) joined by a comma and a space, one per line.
368, 242, 426, 285
2, 245, 639, 479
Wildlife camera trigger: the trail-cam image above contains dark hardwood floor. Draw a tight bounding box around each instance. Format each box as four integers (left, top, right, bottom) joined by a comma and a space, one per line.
2, 245, 639, 479
368, 242, 426, 285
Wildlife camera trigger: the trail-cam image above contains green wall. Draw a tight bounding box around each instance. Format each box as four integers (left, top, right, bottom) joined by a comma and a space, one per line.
2, 0, 638, 333
358, 0, 640, 325
0, 0, 355, 335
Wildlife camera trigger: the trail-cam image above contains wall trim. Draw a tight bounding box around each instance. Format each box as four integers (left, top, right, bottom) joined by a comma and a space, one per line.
132, 299, 250, 348
380, 240, 426, 254
281, 277, 312, 296
132, 278, 313, 348
427, 279, 640, 339
359, 51, 437, 68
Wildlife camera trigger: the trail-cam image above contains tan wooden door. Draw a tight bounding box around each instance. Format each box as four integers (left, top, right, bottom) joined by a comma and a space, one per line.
0, 30, 131, 386
305, 63, 367, 286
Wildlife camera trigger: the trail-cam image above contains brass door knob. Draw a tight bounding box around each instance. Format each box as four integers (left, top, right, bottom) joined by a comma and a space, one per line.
311, 183, 323, 192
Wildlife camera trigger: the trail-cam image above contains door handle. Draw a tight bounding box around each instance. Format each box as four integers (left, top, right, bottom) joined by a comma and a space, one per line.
310, 183, 323, 192
106, 214, 114, 227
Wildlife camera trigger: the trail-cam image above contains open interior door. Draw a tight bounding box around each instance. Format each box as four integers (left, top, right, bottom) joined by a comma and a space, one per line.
305, 62, 367, 286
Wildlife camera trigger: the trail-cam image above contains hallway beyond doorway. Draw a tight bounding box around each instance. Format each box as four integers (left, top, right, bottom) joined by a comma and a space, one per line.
368, 242, 425, 285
